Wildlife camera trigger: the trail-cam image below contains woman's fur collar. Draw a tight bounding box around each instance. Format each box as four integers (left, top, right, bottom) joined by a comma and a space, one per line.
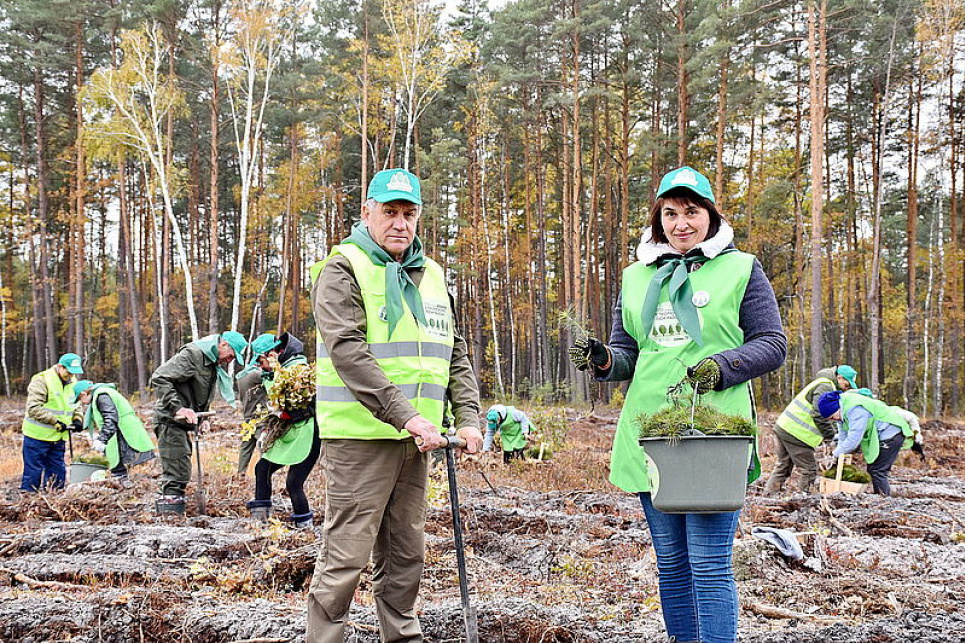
635, 221, 735, 265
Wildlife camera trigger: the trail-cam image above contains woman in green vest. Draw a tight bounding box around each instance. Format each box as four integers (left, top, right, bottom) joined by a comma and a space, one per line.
243, 332, 320, 528
484, 404, 534, 463
569, 167, 786, 643
817, 390, 914, 496
73, 380, 156, 479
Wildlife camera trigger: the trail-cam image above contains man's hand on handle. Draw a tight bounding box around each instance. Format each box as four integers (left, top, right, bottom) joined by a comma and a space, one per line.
175, 408, 198, 425
454, 426, 483, 456
405, 416, 448, 452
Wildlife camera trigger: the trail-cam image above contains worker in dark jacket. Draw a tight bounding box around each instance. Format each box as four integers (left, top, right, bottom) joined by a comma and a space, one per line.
73, 380, 156, 479
150, 331, 247, 513
235, 333, 277, 475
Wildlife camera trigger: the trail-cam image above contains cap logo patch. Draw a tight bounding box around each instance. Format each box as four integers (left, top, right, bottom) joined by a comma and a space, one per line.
671, 168, 699, 188
386, 172, 413, 193
70, 358, 80, 368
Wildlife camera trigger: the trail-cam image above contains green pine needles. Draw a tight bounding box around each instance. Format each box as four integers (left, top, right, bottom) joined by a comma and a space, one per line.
637, 404, 757, 439
822, 464, 871, 483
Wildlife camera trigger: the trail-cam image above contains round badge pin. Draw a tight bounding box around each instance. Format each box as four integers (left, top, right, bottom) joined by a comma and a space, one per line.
692, 291, 711, 308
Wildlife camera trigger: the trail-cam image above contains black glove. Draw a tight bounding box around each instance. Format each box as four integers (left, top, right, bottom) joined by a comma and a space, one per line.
283, 407, 313, 423
568, 337, 610, 372
54, 420, 68, 433
686, 357, 722, 394
69, 419, 85, 433
910, 441, 926, 461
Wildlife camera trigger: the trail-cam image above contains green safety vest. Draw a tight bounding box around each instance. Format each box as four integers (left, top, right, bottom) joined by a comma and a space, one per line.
310, 243, 454, 440
775, 377, 835, 447
85, 385, 156, 470
496, 406, 526, 451
840, 392, 914, 464
262, 355, 318, 465
22, 368, 75, 442
611, 251, 758, 493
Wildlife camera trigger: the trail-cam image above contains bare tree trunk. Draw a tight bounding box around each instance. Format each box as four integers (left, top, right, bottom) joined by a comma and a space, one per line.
119, 156, 148, 392
807, 0, 826, 373
73, 20, 86, 356
676, 0, 689, 166
904, 66, 921, 407
208, 0, 222, 335
34, 69, 57, 364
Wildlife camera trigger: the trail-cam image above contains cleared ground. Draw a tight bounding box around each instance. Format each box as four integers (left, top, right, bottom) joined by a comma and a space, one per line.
0, 398, 962, 642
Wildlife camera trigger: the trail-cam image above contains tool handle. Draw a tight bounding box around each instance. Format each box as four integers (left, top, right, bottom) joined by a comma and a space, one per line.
444, 434, 467, 450
195, 411, 217, 418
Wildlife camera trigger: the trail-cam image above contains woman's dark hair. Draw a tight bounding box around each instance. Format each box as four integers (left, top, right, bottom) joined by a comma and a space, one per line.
647, 187, 723, 245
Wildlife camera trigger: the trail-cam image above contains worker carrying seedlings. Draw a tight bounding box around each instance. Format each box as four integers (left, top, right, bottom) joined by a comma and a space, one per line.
483, 404, 535, 463
306, 168, 483, 643
150, 331, 248, 514
241, 331, 320, 528
816, 390, 916, 496
72, 380, 156, 479
20, 353, 86, 491
235, 335, 272, 476
764, 364, 858, 495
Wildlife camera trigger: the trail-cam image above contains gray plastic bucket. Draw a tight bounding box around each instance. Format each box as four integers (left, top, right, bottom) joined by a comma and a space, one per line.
69, 462, 108, 485
639, 435, 754, 513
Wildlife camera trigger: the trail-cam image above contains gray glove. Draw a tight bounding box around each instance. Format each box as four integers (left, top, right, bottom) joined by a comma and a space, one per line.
92, 439, 107, 454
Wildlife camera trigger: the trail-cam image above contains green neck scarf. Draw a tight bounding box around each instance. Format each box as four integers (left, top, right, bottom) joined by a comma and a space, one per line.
197, 336, 237, 407
640, 253, 711, 347
345, 221, 427, 338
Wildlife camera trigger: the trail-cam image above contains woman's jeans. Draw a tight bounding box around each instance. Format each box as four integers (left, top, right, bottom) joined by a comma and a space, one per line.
867, 432, 904, 496
639, 493, 740, 643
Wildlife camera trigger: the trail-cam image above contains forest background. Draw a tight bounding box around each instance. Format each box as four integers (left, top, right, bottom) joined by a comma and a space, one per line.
0, 0, 963, 415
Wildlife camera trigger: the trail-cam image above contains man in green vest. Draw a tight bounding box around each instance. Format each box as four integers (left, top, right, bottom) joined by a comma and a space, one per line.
150, 331, 248, 514
484, 404, 535, 463
817, 390, 915, 496
73, 380, 156, 479
764, 365, 858, 495
20, 353, 85, 491
306, 168, 483, 643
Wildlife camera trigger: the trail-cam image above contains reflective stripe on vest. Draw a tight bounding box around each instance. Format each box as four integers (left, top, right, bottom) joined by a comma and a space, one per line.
775, 377, 835, 447
21, 368, 74, 442
311, 243, 454, 440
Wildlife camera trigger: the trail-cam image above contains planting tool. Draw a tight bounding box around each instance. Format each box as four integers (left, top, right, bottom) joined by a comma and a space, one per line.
193, 411, 216, 515
435, 434, 479, 643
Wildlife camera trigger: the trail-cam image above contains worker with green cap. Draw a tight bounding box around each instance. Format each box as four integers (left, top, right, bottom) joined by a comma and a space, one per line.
150, 331, 248, 513
306, 168, 484, 642
73, 380, 156, 479
20, 353, 86, 491
235, 332, 281, 475
764, 365, 859, 494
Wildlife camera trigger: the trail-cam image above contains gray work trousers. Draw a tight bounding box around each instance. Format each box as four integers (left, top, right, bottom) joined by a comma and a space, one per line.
155, 421, 193, 496
764, 425, 819, 494
306, 439, 429, 643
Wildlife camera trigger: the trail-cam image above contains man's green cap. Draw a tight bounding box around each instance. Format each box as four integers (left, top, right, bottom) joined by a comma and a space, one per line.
220, 330, 248, 365
72, 379, 95, 404
836, 365, 858, 390
656, 166, 715, 203
248, 333, 280, 362
58, 353, 84, 375
367, 168, 422, 205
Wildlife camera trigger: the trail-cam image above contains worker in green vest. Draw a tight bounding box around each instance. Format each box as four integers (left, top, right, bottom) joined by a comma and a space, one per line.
817, 390, 915, 496
72, 380, 156, 479
484, 404, 535, 463
568, 166, 787, 643
764, 365, 858, 495
242, 331, 319, 528
305, 168, 483, 643
20, 353, 85, 491
235, 333, 276, 476
150, 331, 248, 514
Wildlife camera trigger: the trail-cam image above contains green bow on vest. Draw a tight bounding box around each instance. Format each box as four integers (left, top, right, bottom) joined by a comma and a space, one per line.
345, 221, 427, 338
640, 253, 710, 347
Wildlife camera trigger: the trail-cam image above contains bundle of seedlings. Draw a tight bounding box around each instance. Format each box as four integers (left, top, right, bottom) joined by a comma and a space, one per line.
637, 404, 756, 440
821, 464, 871, 483
257, 357, 315, 453
73, 453, 109, 467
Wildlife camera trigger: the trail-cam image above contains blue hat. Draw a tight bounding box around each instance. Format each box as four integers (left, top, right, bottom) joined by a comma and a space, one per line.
58, 353, 84, 375
657, 166, 715, 203
367, 169, 422, 205
72, 379, 95, 404
219, 331, 248, 365
836, 365, 858, 390
817, 391, 841, 418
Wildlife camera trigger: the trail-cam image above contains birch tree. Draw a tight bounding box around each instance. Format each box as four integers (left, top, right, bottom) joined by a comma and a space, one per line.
82, 24, 199, 349
382, 0, 473, 170
223, 0, 296, 332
